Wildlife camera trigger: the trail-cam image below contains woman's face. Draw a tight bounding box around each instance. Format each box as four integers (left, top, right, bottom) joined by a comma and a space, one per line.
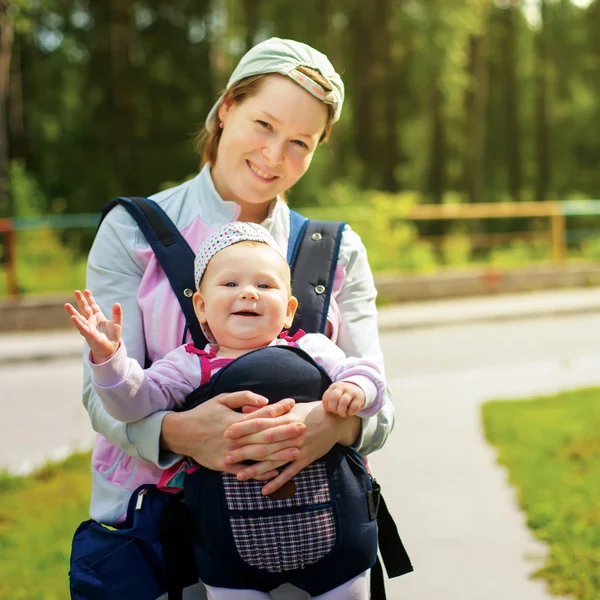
211, 75, 328, 219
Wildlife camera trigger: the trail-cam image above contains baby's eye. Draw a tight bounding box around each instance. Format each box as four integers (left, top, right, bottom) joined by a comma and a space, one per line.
257, 283, 272, 289
223, 282, 237, 287
256, 120, 272, 130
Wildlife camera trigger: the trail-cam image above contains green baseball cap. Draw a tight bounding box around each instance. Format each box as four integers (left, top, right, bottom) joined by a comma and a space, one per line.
205, 37, 345, 134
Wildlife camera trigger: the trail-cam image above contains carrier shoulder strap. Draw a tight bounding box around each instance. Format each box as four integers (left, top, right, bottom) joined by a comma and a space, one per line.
100, 196, 208, 349
287, 210, 346, 335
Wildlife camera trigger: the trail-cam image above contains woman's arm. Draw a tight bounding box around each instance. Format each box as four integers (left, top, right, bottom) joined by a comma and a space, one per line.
330, 225, 395, 454
83, 206, 174, 465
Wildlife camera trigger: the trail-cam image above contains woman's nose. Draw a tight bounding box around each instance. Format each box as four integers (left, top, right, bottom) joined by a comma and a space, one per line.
263, 138, 285, 166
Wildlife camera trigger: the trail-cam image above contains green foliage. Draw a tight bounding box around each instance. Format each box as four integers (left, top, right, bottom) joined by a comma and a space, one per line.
482, 388, 600, 599
0, 452, 92, 600
1, 163, 87, 296
302, 182, 439, 272
9, 161, 46, 218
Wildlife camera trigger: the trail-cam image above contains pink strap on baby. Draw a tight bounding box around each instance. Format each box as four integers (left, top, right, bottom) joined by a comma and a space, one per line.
278, 329, 306, 344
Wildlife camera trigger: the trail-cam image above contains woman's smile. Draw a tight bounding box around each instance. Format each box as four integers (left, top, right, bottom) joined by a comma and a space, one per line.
246, 160, 278, 181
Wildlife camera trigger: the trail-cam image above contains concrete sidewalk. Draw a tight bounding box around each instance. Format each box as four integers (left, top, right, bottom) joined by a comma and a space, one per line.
1, 286, 600, 365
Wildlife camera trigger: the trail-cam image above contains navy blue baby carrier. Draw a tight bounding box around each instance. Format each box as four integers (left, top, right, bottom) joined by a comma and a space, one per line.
69, 197, 412, 600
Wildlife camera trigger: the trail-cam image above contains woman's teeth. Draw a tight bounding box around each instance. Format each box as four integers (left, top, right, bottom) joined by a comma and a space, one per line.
248, 162, 276, 180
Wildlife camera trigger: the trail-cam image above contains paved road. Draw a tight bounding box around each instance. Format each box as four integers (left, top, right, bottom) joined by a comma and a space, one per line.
3, 312, 597, 598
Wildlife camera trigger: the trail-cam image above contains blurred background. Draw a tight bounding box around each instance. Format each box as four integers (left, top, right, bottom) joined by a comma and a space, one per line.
2, 0, 600, 298
3, 3, 600, 599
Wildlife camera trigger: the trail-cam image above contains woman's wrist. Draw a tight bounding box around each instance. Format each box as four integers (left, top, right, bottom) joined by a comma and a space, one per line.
336, 414, 361, 447
160, 411, 190, 455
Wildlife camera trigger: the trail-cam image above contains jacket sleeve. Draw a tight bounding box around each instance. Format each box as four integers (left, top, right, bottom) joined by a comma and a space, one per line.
89, 343, 203, 423
83, 206, 182, 468
296, 334, 386, 417
330, 225, 395, 455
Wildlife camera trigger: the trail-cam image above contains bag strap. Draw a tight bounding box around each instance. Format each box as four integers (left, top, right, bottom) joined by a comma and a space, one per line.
288, 212, 346, 335
100, 196, 208, 349
369, 479, 414, 599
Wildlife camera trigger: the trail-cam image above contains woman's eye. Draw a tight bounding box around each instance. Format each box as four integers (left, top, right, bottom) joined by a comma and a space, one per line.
292, 139, 309, 150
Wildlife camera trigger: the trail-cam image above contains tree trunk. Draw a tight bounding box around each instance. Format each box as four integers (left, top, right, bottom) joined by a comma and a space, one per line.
426, 81, 446, 206
0, 1, 13, 216
350, 2, 377, 188
109, 0, 135, 194
241, 0, 260, 52
465, 34, 488, 204
534, 0, 550, 201
375, 0, 400, 192
502, 3, 522, 202
8, 33, 24, 162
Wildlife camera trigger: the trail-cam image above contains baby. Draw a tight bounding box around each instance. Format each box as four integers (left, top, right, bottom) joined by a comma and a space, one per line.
65, 222, 385, 599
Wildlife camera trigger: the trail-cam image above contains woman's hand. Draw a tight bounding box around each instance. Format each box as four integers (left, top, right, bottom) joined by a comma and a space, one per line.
160, 393, 306, 480
225, 401, 361, 495
64, 289, 122, 363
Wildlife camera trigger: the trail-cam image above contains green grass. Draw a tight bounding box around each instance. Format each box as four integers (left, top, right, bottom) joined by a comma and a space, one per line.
482, 388, 600, 599
0, 452, 92, 600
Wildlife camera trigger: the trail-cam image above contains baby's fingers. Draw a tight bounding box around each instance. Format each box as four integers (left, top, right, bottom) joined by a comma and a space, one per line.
111, 303, 123, 328
83, 289, 102, 314
73, 290, 93, 318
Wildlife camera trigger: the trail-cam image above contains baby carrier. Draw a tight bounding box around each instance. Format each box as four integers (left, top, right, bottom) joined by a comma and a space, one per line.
182, 344, 378, 595
68, 197, 412, 600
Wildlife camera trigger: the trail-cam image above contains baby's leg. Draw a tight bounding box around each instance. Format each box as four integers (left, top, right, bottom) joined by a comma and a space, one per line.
204, 584, 272, 600
310, 571, 370, 600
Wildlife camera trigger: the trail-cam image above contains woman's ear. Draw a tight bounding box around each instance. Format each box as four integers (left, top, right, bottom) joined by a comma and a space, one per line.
217, 94, 234, 126
192, 291, 208, 324
284, 296, 299, 329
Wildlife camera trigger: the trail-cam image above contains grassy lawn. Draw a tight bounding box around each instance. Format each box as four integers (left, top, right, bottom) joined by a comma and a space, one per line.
482, 387, 600, 599
0, 452, 91, 600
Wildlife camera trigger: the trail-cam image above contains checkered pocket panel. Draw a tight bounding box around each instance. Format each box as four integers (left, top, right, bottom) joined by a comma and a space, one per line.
221, 461, 330, 510
222, 461, 336, 572
229, 509, 336, 572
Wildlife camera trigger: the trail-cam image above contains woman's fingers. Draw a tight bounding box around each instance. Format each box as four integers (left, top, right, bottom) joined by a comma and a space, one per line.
225, 398, 296, 439
259, 459, 308, 496
236, 459, 291, 481
227, 421, 306, 449
225, 438, 302, 465
216, 390, 269, 411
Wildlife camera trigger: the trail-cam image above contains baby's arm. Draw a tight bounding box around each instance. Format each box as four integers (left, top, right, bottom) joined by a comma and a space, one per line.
88, 343, 204, 423
295, 334, 387, 418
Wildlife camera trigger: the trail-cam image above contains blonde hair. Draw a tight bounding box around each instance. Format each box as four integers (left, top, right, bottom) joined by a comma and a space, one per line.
195, 66, 336, 168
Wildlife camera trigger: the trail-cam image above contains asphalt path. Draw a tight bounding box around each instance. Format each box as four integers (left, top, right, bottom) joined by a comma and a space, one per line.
3, 313, 598, 598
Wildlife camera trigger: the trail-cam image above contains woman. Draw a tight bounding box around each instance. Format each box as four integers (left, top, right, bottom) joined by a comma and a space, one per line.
83, 37, 395, 599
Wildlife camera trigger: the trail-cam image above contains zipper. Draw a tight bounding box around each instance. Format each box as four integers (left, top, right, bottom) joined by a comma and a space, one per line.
135, 488, 148, 510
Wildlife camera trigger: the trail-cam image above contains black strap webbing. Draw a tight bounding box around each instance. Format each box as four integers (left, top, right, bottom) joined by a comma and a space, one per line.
100, 197, 207, 349
288, 219, 346, 335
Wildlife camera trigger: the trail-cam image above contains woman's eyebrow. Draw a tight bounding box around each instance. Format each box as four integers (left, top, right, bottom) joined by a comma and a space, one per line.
259, 110, 314, 139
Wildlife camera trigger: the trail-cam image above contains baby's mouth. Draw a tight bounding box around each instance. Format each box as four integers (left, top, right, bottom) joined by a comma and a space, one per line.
232, 311, 260, 317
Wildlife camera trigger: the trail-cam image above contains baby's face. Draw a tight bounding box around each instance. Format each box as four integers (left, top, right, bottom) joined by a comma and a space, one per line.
193, 242, 298, 350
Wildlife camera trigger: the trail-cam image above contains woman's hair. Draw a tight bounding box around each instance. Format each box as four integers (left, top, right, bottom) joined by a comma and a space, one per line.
195, 66, 336, 168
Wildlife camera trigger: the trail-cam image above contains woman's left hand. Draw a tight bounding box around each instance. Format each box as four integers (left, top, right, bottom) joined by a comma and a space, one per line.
224, 401, 361, 495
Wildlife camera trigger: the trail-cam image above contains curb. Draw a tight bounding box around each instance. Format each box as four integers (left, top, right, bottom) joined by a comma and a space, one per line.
2, 288, 600, 365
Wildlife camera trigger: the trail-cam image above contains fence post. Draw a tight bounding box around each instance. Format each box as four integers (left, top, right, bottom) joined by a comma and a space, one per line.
0, 220, 19, 297
550, 203, 566, 264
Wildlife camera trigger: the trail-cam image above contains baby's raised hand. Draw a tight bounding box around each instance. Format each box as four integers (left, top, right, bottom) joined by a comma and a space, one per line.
322, 381, 366, 417
64, 289, 123, 363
